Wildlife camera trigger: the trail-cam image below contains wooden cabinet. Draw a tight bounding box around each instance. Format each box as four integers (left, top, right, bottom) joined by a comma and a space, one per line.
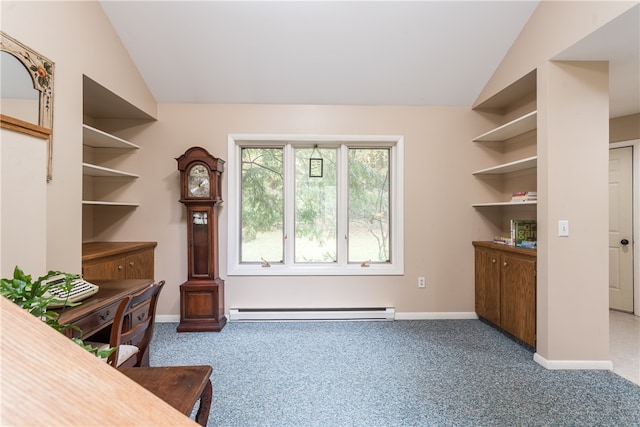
475, 245, 501, 325
82, 242, 157, 281
500, 252, 536, 346
473, 241, 536, 348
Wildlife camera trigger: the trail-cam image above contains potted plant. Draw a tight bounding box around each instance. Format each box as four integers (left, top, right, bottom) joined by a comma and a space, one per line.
1, 266, 114, 359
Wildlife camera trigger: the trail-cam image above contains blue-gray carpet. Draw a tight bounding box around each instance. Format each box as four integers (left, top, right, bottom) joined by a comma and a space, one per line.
150, 320, 640, 427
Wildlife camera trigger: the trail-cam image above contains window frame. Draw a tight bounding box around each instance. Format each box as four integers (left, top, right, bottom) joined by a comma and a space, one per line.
227, 134, 404, 276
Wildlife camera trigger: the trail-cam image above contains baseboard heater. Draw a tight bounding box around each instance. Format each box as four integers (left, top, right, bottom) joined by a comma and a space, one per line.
229, 307, 395, 322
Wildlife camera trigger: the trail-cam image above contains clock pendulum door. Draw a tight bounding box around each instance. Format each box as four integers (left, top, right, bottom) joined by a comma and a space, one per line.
177, 207, 226, 332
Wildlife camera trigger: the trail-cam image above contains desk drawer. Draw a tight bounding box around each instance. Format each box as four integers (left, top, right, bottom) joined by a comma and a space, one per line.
70, 301, 119, 339
130, 301, 151, 327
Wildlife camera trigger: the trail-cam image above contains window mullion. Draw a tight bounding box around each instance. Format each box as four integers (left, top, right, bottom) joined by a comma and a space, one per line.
337, 144, 348, 266
283, 144, 295, 267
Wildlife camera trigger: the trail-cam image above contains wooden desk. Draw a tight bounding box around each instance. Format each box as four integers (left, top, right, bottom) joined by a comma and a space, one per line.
121, 366, 213, 427
57, 279, 153, 340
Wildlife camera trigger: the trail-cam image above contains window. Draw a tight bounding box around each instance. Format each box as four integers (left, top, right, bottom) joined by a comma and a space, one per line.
228, 134, 404, 275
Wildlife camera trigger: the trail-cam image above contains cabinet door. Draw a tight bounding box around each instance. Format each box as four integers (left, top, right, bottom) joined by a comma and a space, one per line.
500, 253, 536, 347
125, 250, 154, 279
475, 247, 501, 325
83, 257, 127, 281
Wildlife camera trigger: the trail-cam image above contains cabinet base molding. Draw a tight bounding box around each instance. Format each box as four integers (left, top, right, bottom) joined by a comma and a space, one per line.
533, 353, 613, 371
478, 317, 534, 351
394, 312, 478, 320
177, 279, 226, 332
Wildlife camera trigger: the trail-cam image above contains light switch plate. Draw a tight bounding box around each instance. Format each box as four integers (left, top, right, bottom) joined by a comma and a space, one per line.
558, 220, 569, 237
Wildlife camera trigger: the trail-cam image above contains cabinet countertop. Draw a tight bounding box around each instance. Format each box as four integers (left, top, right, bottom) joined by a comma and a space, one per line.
82, 241, 157, 261
472, 241, 536, 257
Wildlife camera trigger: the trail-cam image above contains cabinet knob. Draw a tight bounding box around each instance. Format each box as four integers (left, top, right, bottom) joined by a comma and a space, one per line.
117, 265, 123, 270
503, 261, 508, 267
492, 259, 496, 263
621, 239, 629, 246
129, 261, 134, 267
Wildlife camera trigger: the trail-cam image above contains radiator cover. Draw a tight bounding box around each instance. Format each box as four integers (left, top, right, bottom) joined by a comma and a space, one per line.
229, 307, 395, 322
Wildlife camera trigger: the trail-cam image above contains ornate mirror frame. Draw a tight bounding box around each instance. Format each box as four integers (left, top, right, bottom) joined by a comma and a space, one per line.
1, 31, 55, 181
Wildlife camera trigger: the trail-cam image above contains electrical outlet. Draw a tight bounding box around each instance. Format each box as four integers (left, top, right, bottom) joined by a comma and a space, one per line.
418, 277, 426, 288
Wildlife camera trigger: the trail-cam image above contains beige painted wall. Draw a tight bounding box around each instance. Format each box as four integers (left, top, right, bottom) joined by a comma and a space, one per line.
537, 61, 610, 362
1, 1, 157, 274
0, 129, 47, 277
610, 113, 640, 143
475, 0, 637, 108
95, 104, 501, 316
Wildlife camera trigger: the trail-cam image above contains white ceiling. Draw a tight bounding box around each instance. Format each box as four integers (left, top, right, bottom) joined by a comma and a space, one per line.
101, 1, 639, 117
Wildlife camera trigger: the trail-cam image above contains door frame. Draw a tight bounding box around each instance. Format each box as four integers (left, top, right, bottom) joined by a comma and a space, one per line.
610, 139, 639, 316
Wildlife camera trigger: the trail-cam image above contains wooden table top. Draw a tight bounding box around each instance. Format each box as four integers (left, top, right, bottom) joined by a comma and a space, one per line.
120, 366, 213, 416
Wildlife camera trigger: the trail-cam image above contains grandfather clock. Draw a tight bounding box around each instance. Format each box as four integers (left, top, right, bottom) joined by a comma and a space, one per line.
176, 147, 226, 332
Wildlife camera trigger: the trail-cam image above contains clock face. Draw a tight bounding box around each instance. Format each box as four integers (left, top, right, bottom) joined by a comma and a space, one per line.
188, 164, 210, 198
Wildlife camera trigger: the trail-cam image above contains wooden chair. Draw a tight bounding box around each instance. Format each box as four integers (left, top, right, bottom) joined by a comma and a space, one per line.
87, 280, 165, 368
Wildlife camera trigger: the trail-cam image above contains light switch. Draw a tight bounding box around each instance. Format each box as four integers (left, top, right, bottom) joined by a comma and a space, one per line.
558, 220, 569, 237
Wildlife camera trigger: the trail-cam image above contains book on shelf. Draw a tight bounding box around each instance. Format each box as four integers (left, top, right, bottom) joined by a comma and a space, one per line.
510, 219, 537, 249
511, 191, 537, 202
492, 236, 513, 245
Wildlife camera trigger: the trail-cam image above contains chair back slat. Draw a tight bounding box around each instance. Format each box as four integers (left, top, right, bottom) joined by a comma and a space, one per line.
107, 280, 165, 367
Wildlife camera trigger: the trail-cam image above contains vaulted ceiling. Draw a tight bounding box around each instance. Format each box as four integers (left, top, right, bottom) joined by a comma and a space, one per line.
101, 1, 639, 117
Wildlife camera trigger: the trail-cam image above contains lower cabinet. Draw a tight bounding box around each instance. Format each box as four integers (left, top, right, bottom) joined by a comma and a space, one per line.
473, 241, 536, 348
82, 242, 157, 281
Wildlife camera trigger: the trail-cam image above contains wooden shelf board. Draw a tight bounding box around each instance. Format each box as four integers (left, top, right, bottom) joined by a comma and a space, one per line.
472, 201, 537, 207
472, 156, 537, 175
82, 124, 140, 149
82, 200, 139, 207
82, 163, 139, 178
473, 111, 537, 143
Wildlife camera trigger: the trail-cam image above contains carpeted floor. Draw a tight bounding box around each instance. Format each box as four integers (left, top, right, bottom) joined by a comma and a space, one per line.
150, 319, 640, 427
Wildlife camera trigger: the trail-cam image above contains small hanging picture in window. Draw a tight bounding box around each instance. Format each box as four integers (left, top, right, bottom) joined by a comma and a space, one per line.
309, 145, 323, 178
309, 158, 323, 178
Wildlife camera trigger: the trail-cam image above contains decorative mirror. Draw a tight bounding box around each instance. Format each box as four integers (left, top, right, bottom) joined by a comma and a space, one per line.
1, 31, 55, 181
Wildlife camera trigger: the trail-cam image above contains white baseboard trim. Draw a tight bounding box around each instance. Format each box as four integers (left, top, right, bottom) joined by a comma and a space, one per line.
394, 312, 478, 320
156, 314, 180, 323
534, 353, 613, 371
157, 312, 478, 322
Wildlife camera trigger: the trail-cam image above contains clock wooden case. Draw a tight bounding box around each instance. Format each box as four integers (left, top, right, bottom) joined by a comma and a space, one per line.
176, 147, 226, 332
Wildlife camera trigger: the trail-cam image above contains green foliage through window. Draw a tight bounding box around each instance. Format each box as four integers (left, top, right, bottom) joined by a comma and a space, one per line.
240, 144, 392, 265
241, 148, 284, 262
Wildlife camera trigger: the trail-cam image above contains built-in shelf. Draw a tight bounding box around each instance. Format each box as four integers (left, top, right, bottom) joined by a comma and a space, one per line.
473, 111, 537, 143
82, 124, 140, 149
82, 163, 139, 178
472, 201, 537, 208
472, 156, 537, 175
82, 200, 139, 207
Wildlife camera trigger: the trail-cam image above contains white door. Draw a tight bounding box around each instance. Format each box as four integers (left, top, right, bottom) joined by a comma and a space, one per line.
609, 146, 634, 312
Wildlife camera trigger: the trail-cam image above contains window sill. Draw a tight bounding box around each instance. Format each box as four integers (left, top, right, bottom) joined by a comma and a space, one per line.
227, 263, 404, 276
